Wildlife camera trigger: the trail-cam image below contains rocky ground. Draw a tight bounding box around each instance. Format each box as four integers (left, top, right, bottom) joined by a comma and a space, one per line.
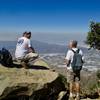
0, 57, 100, 100
0, 59, 68, 100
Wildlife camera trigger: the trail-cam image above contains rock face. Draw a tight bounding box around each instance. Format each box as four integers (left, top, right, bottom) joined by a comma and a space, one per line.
0, 59, 100, 100
0, 60, 67, 100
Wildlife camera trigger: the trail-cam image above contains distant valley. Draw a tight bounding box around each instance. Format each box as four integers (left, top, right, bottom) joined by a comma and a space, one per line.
0, 40, 87, 53
0, 40, 100, 71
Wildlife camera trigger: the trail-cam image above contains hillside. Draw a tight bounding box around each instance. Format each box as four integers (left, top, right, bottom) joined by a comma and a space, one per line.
0, 40, 67, 53
0, 40, 88, 54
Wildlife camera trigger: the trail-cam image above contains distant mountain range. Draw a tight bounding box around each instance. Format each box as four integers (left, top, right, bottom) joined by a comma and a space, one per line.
0, 40, 67, 53
0, 40, 88, 53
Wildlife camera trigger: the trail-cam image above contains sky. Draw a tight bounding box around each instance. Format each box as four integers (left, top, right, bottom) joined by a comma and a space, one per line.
0, 0, 100, 43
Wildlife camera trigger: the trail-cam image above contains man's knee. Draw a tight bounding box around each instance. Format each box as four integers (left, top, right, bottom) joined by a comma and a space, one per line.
73, 71, 80, 83
27, 53, 38, 59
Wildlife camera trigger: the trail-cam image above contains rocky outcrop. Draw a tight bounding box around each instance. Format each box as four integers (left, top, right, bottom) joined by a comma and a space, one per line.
0, 61, 67, 100
0, 59, 100, 100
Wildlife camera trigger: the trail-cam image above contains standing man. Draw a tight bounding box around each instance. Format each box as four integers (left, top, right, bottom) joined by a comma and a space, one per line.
65, 40, 84, 100
15, 32, 38, 68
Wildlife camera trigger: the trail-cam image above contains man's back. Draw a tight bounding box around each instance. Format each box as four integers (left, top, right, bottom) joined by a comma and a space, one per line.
65, 40, 84, 100
15, 36, 31, 58
65, 48, 84, 70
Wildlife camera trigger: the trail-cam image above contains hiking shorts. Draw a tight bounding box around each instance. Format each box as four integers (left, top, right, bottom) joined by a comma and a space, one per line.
67, 69, 80, 83
16, 52, 39, 63
23, 52, 38, 62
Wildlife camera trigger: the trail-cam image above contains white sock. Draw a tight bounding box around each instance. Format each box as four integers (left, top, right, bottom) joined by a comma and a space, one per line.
76, 93, 80, 97
70, 92, 73, 97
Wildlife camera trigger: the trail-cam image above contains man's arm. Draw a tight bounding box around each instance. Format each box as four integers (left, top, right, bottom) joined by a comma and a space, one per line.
80, 50, 85, 63
28, 47, 35, 53
64, 59, 70, 67
65, 50, 71, 67
27, 40, 35, 53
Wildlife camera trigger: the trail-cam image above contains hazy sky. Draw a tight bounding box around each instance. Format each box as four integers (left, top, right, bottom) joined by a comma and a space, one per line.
0, 0, 100, 43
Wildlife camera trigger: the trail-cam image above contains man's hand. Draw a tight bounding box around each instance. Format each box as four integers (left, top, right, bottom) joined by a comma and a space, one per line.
28, 48, 33, 53
64, 58, 70, 68
64, 59, 69, 71
64, 59, 67, 64
28, 47, 35, 53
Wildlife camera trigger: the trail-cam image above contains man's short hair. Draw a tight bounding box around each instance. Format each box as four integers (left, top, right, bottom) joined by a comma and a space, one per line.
71, 40, 78, 47
23, 32, 27, 36
26, 32, 31, 35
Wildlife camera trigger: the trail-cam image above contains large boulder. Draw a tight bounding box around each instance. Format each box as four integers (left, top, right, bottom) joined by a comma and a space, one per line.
13, 58, 50, 69
0, 64, 67, 100
33, 59, 50, 69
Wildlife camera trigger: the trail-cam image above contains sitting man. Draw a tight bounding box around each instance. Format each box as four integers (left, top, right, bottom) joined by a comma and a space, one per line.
15, 32, 38, 68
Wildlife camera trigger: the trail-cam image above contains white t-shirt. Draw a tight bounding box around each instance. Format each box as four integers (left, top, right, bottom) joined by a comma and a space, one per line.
65, 48, 84, 70
15, 37, 31, 58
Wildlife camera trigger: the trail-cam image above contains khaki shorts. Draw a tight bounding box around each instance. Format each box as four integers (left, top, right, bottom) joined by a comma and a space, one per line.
24, 52, 38, 62
16, 52, 39, 63
67, 69, 80, 83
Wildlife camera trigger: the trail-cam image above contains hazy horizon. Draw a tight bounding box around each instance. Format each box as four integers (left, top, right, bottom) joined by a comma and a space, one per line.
0, 32, 87, 45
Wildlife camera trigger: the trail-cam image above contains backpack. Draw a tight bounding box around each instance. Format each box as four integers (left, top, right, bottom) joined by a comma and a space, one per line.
71, 49, 83, 72
0, 48, 13, 66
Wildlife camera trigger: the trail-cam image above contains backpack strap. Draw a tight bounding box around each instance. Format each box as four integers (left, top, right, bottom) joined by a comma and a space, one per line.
71, 49, 80, 53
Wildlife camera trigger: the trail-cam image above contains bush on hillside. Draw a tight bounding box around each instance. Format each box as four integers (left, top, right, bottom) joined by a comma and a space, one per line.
86, 21, 100, 50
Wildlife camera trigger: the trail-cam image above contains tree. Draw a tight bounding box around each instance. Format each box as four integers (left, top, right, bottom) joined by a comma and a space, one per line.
86, 21, 100, 50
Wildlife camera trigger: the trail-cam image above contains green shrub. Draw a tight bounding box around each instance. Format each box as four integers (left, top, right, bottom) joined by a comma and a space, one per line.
86, 21, 100, 50
96, 70, 100, 79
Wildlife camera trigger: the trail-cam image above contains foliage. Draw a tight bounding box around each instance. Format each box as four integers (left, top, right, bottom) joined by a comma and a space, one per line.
96, 70, 100, 79
86, 21, 100, 50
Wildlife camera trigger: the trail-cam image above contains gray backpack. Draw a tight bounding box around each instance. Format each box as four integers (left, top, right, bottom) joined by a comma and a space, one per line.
71, 49, 83, 72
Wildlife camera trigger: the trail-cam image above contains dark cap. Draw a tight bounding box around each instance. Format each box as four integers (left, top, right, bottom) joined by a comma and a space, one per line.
23, 31, 27, 36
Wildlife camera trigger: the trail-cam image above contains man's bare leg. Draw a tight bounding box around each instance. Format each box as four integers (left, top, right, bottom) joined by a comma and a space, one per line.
75, 82, 80, 100
69, 82, 74, 100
